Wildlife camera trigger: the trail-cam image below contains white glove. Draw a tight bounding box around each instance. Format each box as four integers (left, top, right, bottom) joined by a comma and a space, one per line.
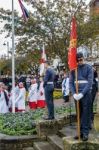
73, 93, 83, 101
73, 94, 79, 100
77, 93, 83, 100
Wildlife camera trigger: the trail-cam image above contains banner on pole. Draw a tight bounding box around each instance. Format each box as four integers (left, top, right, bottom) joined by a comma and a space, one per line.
68, 17, 77, 70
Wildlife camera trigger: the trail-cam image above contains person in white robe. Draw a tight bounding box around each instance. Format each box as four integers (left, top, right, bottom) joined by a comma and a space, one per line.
62, 73, 70, 103
0, 83, 9, 113
37, 77, 46, 108
9, 83, 20, 112
15, 82, 26, 112
28, 79, 38, 109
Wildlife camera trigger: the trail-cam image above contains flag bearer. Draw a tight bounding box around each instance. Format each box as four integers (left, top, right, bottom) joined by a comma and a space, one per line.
69, 52, 93, 141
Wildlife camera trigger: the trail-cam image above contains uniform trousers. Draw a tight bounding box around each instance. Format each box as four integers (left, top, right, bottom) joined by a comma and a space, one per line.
75, 91, 92, 136
44, 84, 54, 119
91, 85, 97, 122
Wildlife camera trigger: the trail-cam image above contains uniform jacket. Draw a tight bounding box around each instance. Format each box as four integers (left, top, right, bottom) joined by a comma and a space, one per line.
69, 64, 93, 95
44, 67, 55, 87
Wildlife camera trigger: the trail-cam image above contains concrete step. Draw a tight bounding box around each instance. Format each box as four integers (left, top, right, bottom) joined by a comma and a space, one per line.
33, 141, 55, 150
23, 147, 34, 150
58, 125, 76, 138
47, 135, 63, 150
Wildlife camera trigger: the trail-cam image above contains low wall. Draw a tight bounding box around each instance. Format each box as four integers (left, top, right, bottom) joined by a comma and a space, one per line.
0, 114, 76, 150
36, 115, 76, 138
94, 114, 99, 132
0, 135, 38, 150
63, 136, 99, 150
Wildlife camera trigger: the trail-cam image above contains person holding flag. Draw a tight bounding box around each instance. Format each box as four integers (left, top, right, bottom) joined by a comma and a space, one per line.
37, 45, 46, 108
69, 17, 93, 141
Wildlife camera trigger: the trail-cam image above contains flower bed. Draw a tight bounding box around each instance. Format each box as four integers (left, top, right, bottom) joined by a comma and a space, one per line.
0, 110, 42, 136
0, 106, 75, 136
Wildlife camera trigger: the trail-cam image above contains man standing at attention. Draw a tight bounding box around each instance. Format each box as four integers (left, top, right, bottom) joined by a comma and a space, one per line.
69, 52, 93, 141
43, 61, 55, 120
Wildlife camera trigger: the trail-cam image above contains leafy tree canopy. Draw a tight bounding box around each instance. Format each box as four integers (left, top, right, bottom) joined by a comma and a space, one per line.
0, 0, 99, 73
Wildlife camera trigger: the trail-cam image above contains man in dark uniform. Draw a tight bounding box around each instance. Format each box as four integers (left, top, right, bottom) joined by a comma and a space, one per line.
69, 52, 93, 141
91, 65, 98, 125
43, 61, 55, 120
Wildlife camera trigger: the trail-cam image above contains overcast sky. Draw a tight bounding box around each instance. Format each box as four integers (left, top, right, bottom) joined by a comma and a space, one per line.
0, 0, 32, 56
0, 0, 19, 11
0, 0, 91, 56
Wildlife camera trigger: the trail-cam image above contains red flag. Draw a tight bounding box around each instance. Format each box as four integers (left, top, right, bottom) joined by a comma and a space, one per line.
68, 17, 77, 70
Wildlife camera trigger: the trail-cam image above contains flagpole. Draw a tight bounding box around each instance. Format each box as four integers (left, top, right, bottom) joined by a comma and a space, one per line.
68, 16, 80, 140
12, 0, 15, 113
75, 68, 80, 141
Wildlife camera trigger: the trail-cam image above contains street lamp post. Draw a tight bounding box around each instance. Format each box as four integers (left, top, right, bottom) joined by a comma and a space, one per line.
12, 0, 15, 113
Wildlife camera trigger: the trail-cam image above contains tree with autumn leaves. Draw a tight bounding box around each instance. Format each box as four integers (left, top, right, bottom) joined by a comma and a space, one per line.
0, 0, 99, 74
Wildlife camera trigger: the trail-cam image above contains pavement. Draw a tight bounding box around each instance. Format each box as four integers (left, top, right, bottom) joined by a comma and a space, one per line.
26, 97, 75, 112
26, 98, 64, 111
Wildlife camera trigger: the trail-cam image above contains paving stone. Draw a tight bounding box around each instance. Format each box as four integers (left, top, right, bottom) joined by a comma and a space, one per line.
47, 135, 63, 150
63, 136, 99, 150
33, 141, 55, 150
23, 147, 34, 150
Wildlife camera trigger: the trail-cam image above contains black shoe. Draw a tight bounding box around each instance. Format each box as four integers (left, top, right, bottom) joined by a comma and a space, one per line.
43, 117, 55, 120
74, 134, 83, 140
89, 126, 92, 130
89, 123, 94, 130
82, 135, 88, 141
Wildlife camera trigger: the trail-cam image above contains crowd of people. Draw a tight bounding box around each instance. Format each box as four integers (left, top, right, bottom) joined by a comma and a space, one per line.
0, 76, 46, 113
0, 63, 66, 114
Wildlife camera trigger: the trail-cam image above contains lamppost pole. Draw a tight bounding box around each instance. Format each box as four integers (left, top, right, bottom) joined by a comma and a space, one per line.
12, 0, 15, 113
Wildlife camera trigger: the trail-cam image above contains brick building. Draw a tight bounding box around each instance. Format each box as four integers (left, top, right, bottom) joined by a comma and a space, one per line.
90, 0, 99, 16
